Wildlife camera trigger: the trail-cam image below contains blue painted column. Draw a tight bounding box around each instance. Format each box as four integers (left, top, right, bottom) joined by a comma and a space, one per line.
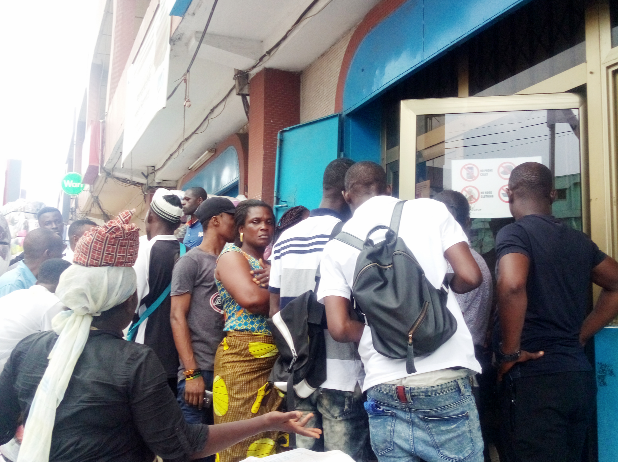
595, 327, 618, 461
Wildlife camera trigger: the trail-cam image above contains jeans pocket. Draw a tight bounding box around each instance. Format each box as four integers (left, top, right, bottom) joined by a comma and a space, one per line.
364, 399, 396, 456
419, 408, 477, 461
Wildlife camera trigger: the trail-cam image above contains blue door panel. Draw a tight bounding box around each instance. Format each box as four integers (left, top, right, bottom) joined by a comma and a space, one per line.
274, 115, 341, 221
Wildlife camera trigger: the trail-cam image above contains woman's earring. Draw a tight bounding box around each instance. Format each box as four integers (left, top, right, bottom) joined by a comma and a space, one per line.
240, 232, 244, 243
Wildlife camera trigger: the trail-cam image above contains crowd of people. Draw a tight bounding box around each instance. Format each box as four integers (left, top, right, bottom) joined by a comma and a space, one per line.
0, 159, 617, 462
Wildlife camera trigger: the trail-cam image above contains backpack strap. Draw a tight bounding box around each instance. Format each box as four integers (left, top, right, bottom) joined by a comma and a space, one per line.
389, 200, 406, 237
314, 220, 345, 291
334, 232, 364, 250
127, 243, 186, 342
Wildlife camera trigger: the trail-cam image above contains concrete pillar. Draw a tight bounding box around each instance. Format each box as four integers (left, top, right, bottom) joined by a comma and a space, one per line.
247, 68, 300, 204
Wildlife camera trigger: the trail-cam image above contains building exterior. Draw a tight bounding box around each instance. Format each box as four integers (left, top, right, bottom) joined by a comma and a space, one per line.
71, 0, 618, 458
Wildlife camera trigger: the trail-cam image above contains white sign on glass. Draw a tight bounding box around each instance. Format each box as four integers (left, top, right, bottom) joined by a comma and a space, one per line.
451, 156, 542, 218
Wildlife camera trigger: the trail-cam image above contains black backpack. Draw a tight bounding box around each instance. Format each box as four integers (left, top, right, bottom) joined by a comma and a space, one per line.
335, 200, 457, 374
268, 221, 344, 401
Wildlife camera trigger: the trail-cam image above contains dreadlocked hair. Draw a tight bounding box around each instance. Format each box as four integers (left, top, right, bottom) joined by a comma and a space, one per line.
273, 206, 309, 243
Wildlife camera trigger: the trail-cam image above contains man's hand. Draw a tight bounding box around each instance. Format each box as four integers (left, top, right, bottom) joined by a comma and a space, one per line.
251, 259, 271, 288
265, 411, 322, 439
185, 376, 206, 409
497, 350, 544, 381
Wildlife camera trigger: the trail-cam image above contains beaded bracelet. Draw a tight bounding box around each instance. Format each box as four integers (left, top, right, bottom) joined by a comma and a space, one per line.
183, 368, 202, 377
185, 372, 202, 381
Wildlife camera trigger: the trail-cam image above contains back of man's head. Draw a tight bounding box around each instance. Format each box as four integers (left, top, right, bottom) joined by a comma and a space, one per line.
37, 258, 71, 292
23, 228, 63, 261
68, 219, 97, 239
186, 187, 208, 201
323, 158, 355, 194
433, 190, 470, 229
344, 162, 388, 210
508, 162, 553, 202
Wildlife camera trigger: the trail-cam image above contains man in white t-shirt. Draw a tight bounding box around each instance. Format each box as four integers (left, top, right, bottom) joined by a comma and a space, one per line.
317, 162, 485, 462
269, 159, 369, 460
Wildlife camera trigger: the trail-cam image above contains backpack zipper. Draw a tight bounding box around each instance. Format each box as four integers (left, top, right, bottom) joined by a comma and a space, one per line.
357, 262, 393, 279
408, 301, 429, 345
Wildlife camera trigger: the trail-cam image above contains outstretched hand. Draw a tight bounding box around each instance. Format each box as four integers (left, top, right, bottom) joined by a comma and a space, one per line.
265, 411, 322, 439
498, 350, 544, 381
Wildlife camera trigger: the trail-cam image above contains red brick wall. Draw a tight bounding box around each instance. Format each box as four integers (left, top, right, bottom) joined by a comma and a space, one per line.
108, 0, 137, 109
247, 69, 300, 204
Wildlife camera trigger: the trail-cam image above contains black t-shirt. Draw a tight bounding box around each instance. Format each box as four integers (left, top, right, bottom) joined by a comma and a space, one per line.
139, 240, 183, 379
496, 214, 606, 377
0, 330, 207, 462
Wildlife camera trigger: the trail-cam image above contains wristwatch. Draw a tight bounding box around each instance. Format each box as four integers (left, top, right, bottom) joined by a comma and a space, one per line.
497, 344, 521, 364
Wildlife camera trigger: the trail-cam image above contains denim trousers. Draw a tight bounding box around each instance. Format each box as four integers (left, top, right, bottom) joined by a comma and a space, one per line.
295, 386, 371, 461
365, 377, 484, 462
177, 371, 215, 462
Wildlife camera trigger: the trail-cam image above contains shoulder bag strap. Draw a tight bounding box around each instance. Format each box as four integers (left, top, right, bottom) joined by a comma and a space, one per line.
314, 220, 345, 291
389, 200, 406, 237
127, 243, 187, 341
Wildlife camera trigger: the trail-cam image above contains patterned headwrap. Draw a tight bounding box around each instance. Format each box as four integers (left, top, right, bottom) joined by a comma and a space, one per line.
18, 211, 140, 462
73, 210, 140, 266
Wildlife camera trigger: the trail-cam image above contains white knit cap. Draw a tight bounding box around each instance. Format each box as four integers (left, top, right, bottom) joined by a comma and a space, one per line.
150, 190, 183, 223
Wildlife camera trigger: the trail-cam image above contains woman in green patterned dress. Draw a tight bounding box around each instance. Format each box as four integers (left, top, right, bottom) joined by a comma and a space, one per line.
213, 200, 284, 462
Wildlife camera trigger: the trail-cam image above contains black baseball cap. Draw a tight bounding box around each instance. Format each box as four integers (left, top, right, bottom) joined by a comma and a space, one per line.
195, 197, 236, 225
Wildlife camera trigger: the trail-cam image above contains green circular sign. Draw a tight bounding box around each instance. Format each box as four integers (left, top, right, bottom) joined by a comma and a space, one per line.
61, 172, 85, 196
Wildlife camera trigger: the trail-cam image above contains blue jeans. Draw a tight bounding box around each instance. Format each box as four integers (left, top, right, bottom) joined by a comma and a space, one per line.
295, 386, 370, 461
177, 372, 214, 462
365, 377, 484, 462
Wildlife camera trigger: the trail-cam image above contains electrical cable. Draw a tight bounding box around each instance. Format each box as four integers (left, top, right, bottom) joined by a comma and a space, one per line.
155, 0, 330, 175
167, 0, 219, 101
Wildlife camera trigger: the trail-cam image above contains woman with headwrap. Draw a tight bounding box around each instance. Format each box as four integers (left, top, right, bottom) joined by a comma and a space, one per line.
0, 211, 320, 462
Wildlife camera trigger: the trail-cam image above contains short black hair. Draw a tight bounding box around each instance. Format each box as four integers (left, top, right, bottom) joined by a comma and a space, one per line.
37, 258, 71, 285
233, 199, 274, 247
323, 158, 355, 192
37, 207, 62, 220
508, 162, 553, 201
344, 161, 387, 194
68, 219, 97, 238
185, 187, 208, 201
433, 190, 470, 228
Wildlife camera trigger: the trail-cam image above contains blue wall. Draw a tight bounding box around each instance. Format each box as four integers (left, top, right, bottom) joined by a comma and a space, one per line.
275, 115, 341, 220
343, 98, 382, 163
343, 0, 530, 112
183, 146, 239, 195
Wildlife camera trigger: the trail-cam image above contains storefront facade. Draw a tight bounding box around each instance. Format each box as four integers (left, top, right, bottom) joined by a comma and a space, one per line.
274, 0, 618, 459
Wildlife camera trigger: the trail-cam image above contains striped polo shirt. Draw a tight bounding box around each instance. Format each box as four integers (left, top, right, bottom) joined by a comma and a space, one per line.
269, 208, 364, 391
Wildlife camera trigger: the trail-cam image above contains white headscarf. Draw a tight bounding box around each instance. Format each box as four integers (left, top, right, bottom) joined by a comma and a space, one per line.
17, 265, 137, 462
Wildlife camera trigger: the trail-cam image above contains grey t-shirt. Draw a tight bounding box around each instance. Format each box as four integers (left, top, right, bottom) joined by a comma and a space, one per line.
171, 247, 225, 381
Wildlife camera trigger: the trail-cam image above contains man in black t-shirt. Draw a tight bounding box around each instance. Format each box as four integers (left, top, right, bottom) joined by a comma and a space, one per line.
132, 191, 185, 394
496, 162, 618, 462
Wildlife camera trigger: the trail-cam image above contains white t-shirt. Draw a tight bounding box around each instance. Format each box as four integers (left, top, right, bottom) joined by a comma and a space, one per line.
269, 210, 364, 391
0, 285, 65, 374
317, 196, 481, 391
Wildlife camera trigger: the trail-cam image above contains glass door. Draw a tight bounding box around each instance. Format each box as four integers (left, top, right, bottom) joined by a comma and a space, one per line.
399, 93, 586, 270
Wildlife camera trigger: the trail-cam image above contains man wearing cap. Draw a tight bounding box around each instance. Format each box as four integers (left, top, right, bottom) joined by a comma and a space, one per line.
171, 197, 236, 462
131, 191, 185, 393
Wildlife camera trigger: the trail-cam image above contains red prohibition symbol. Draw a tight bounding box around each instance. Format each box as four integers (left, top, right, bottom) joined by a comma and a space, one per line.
461, 185, 480, 204
460, 163, 479, 182
498, 185, 510, 203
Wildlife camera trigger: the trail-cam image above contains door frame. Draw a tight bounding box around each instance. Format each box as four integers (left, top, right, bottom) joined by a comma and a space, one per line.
399, 92, 589, 232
